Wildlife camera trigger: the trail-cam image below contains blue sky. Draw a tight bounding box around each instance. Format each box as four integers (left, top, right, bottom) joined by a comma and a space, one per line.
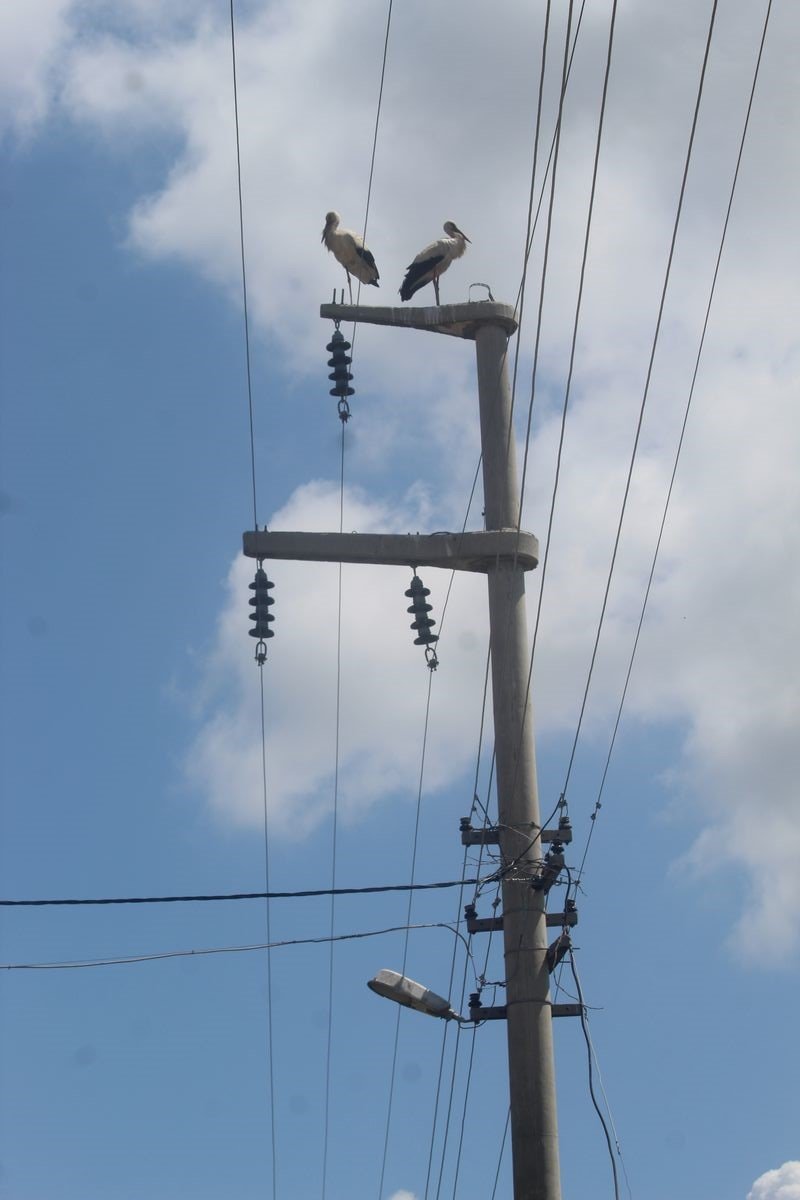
1, 2, 798, 1198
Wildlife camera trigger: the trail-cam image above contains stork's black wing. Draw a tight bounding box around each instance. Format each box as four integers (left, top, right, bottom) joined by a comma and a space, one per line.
399, 253, 444, 301
355, 244, 379, 278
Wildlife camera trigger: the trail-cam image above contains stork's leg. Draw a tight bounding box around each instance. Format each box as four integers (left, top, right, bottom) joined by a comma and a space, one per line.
346, 271, 353, 304
433, 274, 440, 305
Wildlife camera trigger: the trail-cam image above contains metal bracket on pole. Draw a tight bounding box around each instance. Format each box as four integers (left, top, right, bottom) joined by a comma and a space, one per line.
459, 818, 572, 846
468, 1001, 583, 1022
464, 908, 579, 936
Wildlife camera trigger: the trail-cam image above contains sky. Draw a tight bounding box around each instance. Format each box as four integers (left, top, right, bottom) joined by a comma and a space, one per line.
1, 1, 798, 1198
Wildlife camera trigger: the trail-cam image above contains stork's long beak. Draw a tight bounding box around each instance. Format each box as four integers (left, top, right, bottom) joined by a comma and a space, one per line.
455, 227, 471, 243
321, 229, 326, 243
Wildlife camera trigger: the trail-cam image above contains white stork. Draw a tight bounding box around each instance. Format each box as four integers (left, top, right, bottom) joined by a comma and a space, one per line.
322, 211, 380, 302
399, 221, 471, 304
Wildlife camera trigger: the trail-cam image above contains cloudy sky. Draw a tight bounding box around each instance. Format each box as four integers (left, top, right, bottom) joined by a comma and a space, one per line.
1, 1, 798, 1198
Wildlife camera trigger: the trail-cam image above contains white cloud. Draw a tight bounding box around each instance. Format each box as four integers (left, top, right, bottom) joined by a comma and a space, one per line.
0, 0, 74, 135
388, 1191, 417, 1200
18, 0, 800, 960
748, 1163, 800, 1200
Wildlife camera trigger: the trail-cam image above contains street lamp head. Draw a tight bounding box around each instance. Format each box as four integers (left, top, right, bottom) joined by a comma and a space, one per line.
367, 969, 466, 1022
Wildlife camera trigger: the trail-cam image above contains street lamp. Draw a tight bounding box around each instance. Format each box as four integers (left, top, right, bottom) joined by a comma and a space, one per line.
367, 968, 468, 1023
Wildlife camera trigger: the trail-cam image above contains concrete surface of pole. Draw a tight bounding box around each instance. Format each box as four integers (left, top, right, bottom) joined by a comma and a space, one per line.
474, 321, 562, 1200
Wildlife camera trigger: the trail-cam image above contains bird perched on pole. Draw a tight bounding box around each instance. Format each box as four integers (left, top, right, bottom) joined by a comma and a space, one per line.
399, 221, 471, 304
322, 211, 380, 302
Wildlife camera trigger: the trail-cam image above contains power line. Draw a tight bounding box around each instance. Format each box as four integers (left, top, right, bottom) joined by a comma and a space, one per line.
424, 651, 494, 1200
516, 0, 575, 528
449, 1019, 480, 1200
323, 10, 394, 1193
490, 1109, 510, 1200
229, 7, 275, 1188
229, 0, 259, 529
512, 0, 588, 322
360, 0, 393, 253
569, 954, 625, 1200
0, 877, 484, 908
528, 0, 619, 668
1, 921, 470, 973
559, 0, 721, 803
509, 0, 553, 438
258, 666, 278, 1199
322, 338, 349, 1200
504, 0, 619, 827
377, 668, 436, 1200
575, 0, 775, 884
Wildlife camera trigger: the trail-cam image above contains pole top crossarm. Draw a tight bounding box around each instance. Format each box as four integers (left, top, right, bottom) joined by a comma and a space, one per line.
320, 300, 518, 340
242, 529, 539, 573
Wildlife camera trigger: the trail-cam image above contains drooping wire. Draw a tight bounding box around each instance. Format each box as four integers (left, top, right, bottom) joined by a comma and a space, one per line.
570, 953, 625, 1200
433, 1017, 467, 1200
422, 647, 493, 1200
458, 0, 589, 858
489, 0, 617, 843
509, 0, 588, 425
321, 426, 347, 1200
481, 0, 585, 842
434, 454, 483, 639
508, 0, 552, 434
228, 4, 275, 1193
516, 0, 574, 536
436, 814, 504, 1196
528, 0, 619, 669
3, 921, 475, 972
559, 0, 721, 804
431, 865, 502, 1199
513, 0, 588, 319
229, 0, 258, 530
350, 0, 393, 345
489, 1109, 511, 1200
0, 877, 488, 908
361, 0, 393, 254
258, 672, 278, 1200
575, 0, 775, 884
426, 658, 497, 1200
376, 672, 434, 1195
323, 8, 393, 1181
447, 1023, 480, 1200
377, 670, 436, 1200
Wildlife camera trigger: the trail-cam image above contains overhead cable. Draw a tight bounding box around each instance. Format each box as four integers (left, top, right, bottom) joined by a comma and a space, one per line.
528, 0, 619, 667
576, 0, 775, 883
229, 0, 259, 529
1, 921, 472, 973
377, 668, 436, 1200
560, 0, 721, 802
229, 4, 275, 1185
0, 877, 483, 908
570, 954, 627, 1200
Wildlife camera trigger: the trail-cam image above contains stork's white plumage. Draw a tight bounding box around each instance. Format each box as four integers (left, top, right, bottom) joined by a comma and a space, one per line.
322, 211, 380, 302
399, 221, 471, 304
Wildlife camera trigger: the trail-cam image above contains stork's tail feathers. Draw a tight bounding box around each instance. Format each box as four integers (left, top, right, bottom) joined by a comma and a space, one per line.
399, 272, 426, 302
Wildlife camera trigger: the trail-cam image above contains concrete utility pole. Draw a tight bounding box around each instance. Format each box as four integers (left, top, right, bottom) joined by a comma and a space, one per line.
473, 318, 562, 1200
244, 300, 564, 1200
